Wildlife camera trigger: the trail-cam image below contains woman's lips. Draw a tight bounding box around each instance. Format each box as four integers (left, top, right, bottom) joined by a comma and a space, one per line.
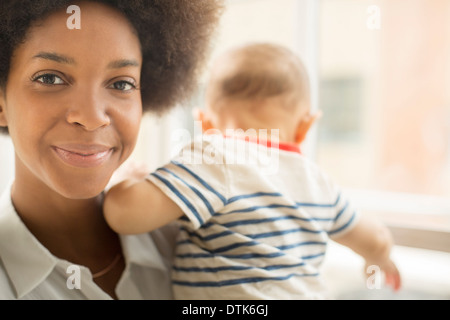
52, 144, 114, 168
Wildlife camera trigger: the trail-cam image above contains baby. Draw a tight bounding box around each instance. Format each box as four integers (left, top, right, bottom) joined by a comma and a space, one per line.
104, 43, 401, 299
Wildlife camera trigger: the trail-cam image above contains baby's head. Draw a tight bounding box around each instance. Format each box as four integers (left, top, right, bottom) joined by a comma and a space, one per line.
201, 43, 318, 143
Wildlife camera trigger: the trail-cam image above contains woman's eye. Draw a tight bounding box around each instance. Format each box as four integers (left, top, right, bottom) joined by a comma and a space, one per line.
110, 81, 136, 92
34, 74, 66, 85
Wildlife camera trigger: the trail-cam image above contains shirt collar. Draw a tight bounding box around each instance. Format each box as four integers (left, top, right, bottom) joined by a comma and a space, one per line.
0, 182, 58, 299
223, 135, 302, 154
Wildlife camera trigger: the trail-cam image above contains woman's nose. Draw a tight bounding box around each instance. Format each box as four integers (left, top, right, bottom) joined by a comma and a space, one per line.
65, 87, 111, 131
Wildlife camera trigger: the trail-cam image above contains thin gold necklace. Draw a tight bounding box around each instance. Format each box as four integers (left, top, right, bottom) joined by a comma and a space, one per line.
92, 253, 122, 279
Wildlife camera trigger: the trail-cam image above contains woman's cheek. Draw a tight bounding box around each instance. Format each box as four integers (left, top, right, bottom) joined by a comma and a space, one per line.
115, 99, 143, 160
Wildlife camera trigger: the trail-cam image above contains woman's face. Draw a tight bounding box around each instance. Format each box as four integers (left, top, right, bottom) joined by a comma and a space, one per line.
0, 2, 143, 199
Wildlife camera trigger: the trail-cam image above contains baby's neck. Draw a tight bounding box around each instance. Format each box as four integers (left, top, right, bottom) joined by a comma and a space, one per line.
216, 117, 296, 143
212, 101, 298, 143
222, 127, 287, 143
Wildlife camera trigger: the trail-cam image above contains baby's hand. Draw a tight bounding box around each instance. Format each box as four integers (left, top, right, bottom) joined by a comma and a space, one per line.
366, 259, 402, 292
381, 259, 402, 292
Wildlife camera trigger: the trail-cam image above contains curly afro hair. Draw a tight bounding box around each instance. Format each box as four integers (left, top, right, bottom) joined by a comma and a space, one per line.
0, 0, 224, 134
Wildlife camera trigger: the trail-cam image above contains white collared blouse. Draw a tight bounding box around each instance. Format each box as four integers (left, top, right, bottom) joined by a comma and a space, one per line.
0, 183, 177, 300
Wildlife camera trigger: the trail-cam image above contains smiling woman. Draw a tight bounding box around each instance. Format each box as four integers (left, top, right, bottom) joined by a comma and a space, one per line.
0, 0, 223, 300
3, 2, 144, 199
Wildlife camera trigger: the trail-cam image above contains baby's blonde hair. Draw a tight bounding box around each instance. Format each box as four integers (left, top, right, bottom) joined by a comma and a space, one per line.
206, 43, 310, 110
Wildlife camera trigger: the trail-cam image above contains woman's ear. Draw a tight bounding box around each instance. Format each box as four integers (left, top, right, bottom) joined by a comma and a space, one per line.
295, 110, 322, 144
0, 88, 8, 128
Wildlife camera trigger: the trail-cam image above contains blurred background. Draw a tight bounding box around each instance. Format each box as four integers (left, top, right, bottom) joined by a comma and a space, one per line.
1, 0, 449, 299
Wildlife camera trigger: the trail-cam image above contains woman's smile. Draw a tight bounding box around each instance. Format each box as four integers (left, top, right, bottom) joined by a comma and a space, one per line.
52, 144, 114, 168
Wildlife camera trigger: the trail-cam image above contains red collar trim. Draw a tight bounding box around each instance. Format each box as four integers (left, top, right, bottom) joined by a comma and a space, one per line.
224, 135, 302, 154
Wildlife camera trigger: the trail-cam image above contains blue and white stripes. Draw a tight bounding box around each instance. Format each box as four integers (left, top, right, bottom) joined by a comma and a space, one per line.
146, 136, 358, 299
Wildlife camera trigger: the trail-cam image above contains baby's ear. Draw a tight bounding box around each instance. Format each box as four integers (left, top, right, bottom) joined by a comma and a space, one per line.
192, 107, 215, 132
295, 110, 323, 144
0, 88, 7, 128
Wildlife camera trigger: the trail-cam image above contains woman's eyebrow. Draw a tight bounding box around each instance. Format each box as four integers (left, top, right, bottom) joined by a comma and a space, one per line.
31, 53, 139, 69
32, 52, 76, 64
107, 59, 140, 69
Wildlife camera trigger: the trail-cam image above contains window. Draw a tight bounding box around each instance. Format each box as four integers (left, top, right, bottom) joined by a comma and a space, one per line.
317, 0, 450, 241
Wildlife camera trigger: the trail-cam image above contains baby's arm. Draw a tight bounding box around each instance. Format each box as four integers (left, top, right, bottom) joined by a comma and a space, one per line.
332, 215, 402, 291
104, 178, 184, 234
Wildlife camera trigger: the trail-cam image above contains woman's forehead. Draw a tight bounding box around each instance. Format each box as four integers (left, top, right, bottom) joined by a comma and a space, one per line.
14, 2, 142, 67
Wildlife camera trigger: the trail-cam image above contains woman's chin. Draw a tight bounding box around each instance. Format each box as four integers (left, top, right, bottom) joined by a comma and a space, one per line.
60, 188, 106, 200
52, 178, 110, 200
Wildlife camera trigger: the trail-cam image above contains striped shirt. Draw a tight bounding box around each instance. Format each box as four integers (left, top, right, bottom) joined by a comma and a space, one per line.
147, 135, 359, 299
